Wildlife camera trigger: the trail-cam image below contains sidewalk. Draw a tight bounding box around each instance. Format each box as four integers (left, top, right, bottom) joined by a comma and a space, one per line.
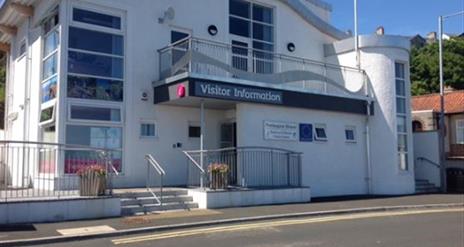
0, 194, 462, 243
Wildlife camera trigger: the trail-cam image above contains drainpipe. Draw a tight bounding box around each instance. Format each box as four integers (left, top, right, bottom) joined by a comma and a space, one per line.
354, 0, 372, 194
200, 100, 205, 189
23, 17, 32, 142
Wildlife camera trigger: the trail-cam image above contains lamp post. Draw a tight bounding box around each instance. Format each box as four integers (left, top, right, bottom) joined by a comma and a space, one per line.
437, 11, 464, 193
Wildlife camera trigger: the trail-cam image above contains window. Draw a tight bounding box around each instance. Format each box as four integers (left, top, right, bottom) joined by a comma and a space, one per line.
69, 27, 123, 55
170, 30, 190, 66
229, 0, 274, 74
345, 126, 356, 142
42, 76, 57, 103
41, 18, 59, 104
68, 51, 124, 79
70, 105, 121, 122
73, 8, 121, 29
457, 120, 464, 144
66, 125, 122, 148
65, 125, 122, 173
314, 124, 327, 141
395, 62, 408, 171
140, 123, 156, 137
67, 75, 123, 101
39, 106, 55, 125
189, 125, 201, 138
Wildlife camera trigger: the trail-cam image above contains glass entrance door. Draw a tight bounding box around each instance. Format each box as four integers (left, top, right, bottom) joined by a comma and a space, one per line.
220, 122, 236, 148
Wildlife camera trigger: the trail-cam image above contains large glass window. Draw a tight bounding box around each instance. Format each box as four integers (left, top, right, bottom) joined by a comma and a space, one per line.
229, 0, 274, 74
395, 62, 408, 171
67, 75, 123, 101
66, 8, 125, 174
73, 8, 121, 29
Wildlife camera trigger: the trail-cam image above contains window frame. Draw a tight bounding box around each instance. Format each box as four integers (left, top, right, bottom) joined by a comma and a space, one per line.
67, 102, 123, 124
456, 119, 464, 144
18, 39, 27, 59
39, 104, 56, 126
314, 124, 328, 142
395, 62, 409, 171
344, 126, 357, 143
188, 122, 201, 139
140, 120, 157, 139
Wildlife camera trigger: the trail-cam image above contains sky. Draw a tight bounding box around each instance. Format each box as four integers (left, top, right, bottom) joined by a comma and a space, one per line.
325, 0, 464, 36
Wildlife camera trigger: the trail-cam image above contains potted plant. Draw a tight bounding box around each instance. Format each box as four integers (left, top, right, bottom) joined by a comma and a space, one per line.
208, 163, 229, 190
77, 165, 107, 196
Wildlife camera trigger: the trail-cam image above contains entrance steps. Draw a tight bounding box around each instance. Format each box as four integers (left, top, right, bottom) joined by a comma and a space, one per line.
415, 179, 440, 194
113, 188, 198, 215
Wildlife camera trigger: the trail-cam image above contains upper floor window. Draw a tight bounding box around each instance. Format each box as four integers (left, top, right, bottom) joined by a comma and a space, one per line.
229, 0, 273, 41
345, 126, 356, 142
41, 13, 60, 104
457, 119, 464, 144
73, 8, 121, 30
67, 8, 124, 102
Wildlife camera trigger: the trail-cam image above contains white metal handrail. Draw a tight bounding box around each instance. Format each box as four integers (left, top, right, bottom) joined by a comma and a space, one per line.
417, 157, 441, 169
145, 154, 166, 206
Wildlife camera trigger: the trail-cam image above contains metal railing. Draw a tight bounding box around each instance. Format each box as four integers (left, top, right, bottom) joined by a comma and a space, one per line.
184, 146, 302, 189
158, 37, 369, 99
417, 157, 441, 169
145, 154, 166, 206
0, 140, 121, 202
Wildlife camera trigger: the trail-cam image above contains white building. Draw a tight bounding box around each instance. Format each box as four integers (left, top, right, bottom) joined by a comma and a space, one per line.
0, 0, 415, 199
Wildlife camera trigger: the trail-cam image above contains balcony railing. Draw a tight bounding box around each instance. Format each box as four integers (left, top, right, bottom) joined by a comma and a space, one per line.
158, 37, 369, 99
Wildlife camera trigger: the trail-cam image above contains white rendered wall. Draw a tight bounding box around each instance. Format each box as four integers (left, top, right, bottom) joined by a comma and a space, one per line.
61, 0, 339, 187
326, 43, 416, 195
236, 103, 368, 197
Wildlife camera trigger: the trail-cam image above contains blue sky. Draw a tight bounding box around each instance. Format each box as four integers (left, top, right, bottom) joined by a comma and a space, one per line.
325, 0, 464, 36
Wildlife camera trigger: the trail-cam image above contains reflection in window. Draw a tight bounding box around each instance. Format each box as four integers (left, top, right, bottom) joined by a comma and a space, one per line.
40, 106, 54, 123
43, 54, 58, 79
44, 30, 59, 57
66, 125, 122, 149
68, 51, 123, 79
67, 75, 123, 101
42, 76, 57, 103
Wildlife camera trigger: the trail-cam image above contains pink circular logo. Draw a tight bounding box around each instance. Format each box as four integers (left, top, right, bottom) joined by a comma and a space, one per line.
177, 84, 186, 98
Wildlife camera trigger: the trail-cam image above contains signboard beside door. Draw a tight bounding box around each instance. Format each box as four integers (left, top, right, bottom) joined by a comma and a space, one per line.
264, 121, 298, 141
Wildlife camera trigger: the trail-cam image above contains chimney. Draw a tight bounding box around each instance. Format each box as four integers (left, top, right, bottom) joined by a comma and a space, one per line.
375, 26, 384, 35
444, 86, 455, 93
427, 32, 437, 44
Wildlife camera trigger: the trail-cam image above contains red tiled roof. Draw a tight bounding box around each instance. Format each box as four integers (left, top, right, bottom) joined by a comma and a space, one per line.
411, 90, 464, 114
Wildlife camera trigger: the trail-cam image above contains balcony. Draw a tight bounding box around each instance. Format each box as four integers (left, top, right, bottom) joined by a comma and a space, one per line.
154, 37, 372, 115
157, 37, 369, 100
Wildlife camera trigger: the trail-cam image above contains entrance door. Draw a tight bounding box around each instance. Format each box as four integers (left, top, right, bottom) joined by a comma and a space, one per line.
220, 122, 237, 185
220, 122, 236, 148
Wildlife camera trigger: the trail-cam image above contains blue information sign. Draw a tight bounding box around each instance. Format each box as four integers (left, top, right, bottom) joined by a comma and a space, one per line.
299, 123, 313, 142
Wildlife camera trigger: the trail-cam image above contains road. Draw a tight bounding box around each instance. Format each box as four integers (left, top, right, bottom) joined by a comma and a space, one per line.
43, 209, 464, 247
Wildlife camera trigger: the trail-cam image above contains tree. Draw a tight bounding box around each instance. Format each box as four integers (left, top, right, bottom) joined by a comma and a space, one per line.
410, 37, 464, 95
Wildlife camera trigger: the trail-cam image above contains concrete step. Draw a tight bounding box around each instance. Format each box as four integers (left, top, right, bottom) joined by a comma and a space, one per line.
121, 202, 199, 215
415, 184, 438, 189
115, 189, 188, 199
121, 195, 194, 206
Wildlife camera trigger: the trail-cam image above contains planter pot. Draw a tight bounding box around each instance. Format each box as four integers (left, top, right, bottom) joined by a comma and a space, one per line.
79, 171, 107, 196
210, 172, 228, 190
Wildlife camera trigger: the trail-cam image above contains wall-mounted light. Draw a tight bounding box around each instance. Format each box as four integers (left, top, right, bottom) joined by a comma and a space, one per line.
208, 25, 218, 36
287, 42, 296, 52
